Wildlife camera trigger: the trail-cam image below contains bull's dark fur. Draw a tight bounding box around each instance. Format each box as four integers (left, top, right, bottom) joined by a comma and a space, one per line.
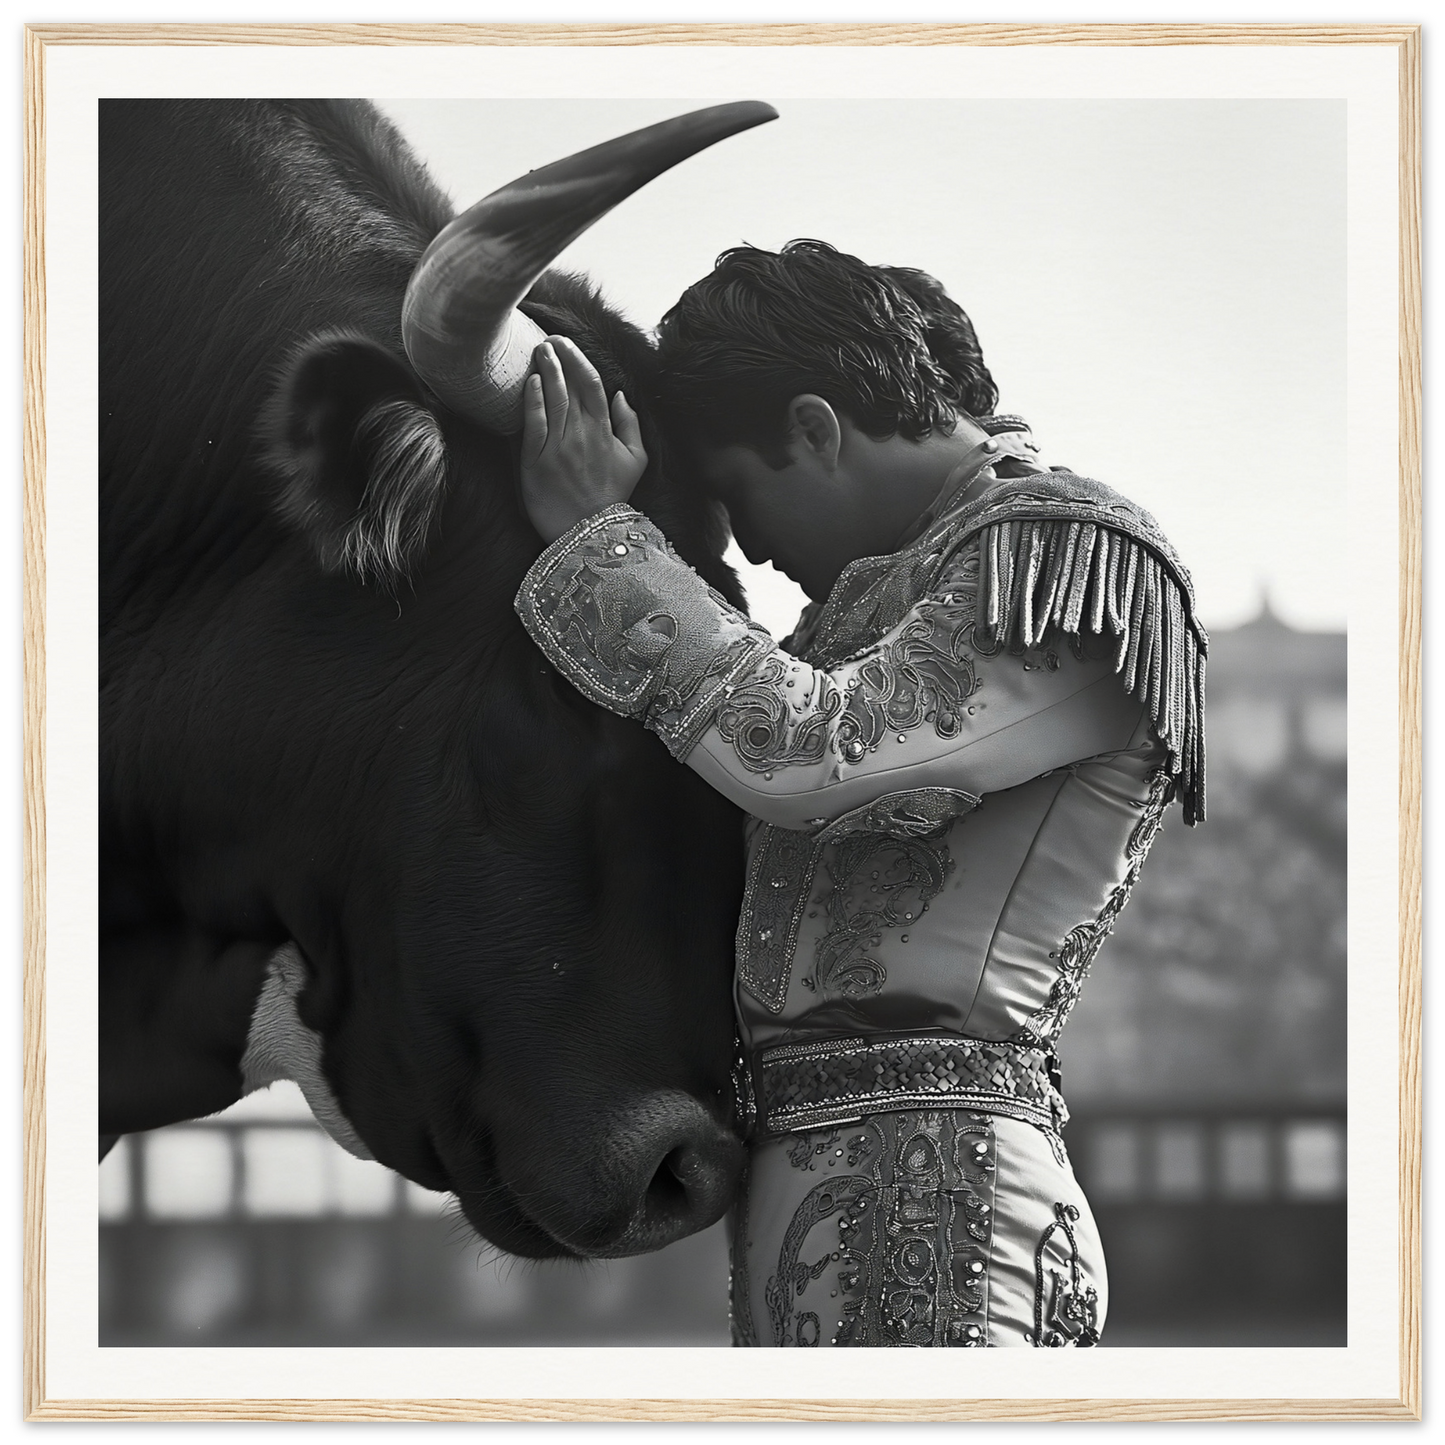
100, 100, 746, 1257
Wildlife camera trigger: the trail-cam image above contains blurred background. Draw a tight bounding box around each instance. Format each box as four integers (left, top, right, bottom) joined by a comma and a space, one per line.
100, 98, 1346, 1346
100, 599, 1346, 1346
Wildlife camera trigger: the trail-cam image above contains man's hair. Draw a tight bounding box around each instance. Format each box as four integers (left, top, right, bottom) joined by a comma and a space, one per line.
653, 240, 998, 465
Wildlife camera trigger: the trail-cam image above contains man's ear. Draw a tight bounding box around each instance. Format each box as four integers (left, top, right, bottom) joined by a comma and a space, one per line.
262, 330, 449, 586
784, 394, 843, 472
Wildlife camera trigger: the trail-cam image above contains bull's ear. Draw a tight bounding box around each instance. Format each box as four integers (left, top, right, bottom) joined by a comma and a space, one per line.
263, 331, 449, 586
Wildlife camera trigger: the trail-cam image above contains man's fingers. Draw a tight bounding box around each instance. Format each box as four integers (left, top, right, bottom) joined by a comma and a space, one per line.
611, 391, 647, 463
520, 372, 548, 465
550, 335, 610, 420
533, 342, 569, 432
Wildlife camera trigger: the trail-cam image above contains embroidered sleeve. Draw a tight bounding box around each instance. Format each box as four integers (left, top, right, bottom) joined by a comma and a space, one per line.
517, 506, 1151, 834
684, 540, 1148, 829
514, 504, 775, 760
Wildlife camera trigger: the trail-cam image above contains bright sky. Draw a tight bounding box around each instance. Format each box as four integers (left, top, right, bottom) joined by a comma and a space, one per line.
382, 99, 1346, 638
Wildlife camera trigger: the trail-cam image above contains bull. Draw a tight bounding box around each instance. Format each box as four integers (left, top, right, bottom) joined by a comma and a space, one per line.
99, 99, 775, 1259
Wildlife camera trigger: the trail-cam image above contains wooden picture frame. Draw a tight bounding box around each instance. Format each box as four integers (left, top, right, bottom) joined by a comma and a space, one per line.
23, 21, 1420, 1422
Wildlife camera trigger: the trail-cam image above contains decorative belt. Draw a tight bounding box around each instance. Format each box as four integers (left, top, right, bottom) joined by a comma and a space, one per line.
745, 1032, 1068, 1140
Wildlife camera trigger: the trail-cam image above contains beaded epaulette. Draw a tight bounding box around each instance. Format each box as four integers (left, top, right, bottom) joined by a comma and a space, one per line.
962, 472, 1207, 825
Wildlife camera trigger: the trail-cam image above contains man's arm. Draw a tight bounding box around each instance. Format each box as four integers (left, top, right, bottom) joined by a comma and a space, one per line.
516, 503, 1146, 831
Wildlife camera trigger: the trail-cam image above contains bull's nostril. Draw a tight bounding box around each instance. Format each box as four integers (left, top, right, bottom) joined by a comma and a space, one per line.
511, 1097, 743, 1257
647, 1146, 697, 1211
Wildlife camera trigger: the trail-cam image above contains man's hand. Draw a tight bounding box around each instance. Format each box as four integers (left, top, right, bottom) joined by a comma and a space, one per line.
520, 334, 649, 544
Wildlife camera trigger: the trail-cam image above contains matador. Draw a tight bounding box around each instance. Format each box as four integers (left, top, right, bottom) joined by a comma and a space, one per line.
514, 241, 1205, 1347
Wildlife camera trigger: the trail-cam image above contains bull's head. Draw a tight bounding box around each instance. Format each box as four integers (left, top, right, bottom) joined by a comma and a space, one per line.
247, 104, 775, 1258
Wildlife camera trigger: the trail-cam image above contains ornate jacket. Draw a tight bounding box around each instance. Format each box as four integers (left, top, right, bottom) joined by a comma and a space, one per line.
514, 416, 1206, 1146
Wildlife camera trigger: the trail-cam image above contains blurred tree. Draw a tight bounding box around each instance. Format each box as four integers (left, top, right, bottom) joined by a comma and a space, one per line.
1060, 607, 1347, 1109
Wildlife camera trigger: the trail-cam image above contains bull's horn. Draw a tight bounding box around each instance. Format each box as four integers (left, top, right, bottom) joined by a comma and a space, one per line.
401, 101, 778, 432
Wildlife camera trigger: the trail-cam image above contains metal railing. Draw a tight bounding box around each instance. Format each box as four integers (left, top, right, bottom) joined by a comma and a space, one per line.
101, 1087, 1346, 1225
1067, 1108, 1346, 1206
100, 1084, 449, 1223
99, 1090, 1346, 1345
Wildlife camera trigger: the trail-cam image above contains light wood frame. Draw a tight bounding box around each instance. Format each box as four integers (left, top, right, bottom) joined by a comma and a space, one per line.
22, 21, 1421, 1422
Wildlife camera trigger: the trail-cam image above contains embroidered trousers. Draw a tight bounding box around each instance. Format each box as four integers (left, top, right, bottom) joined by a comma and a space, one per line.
730, 1109, 1106, 1348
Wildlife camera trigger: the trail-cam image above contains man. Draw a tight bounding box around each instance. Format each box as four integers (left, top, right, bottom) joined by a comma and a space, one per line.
514, 241, 1205, 1347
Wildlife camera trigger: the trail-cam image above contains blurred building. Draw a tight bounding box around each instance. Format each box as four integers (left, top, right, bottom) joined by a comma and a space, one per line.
101, 603, 1346, 1347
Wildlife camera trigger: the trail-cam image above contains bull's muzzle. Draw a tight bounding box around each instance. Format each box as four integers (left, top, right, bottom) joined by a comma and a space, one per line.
522, 1091, 744, 1259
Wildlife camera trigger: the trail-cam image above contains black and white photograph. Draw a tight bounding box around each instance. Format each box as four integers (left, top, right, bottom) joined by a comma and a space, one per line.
97, 90, 1346, 1352
23, 23, 1416, 1418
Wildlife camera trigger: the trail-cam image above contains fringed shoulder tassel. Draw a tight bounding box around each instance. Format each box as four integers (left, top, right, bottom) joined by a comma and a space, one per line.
976, 518, 1206, 825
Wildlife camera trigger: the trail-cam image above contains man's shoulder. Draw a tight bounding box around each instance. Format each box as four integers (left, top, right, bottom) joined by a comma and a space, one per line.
932, 467, 1195, 614
952, 468, 1169, 552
